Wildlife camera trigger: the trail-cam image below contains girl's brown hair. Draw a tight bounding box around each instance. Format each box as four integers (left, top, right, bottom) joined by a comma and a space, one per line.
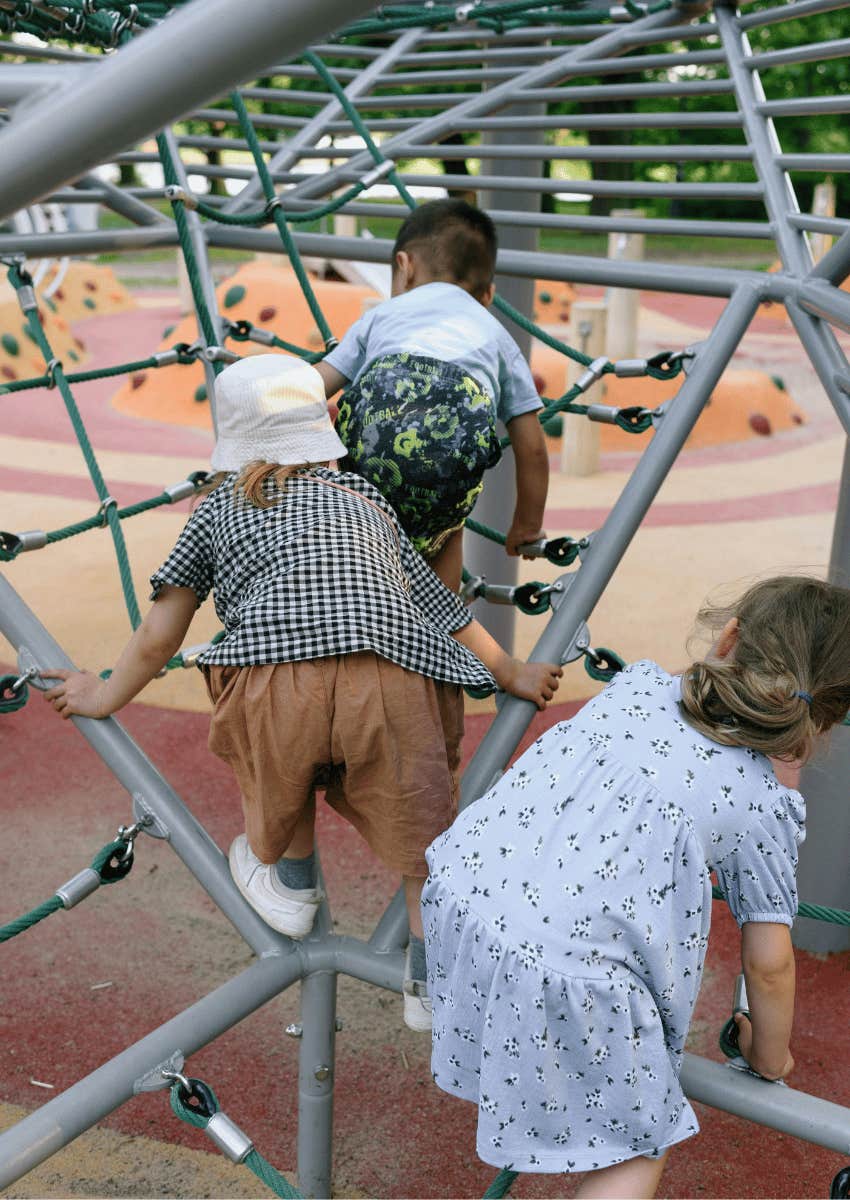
196, 461, 325, 509
680, 575, 850, 762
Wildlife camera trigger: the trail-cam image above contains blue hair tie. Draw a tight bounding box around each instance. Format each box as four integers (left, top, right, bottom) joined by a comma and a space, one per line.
796, 690, 813, 706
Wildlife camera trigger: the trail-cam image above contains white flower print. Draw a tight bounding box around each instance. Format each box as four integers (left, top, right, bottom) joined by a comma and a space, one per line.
522, 881, 542, 907
517, 806, 535, 828
462, 850, 483, 873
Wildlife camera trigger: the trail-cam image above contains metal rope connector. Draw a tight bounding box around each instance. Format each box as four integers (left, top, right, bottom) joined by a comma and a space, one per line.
164, 184, 198, 210
264, 196, 282, 216
98, 496, 118, 526
574, 356, 611, 393
202, 345, 240, 365
613, 358, 647, 378
45, 358, 62, 389
585, 403, 620, 425
0, 529, 47, 556
14, 282, 37, 314
324, 336, 339, 352
164, 473, 208, 503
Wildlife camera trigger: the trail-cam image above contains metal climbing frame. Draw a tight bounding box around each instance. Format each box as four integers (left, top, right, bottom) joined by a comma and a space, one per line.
0, 0, 849, 1193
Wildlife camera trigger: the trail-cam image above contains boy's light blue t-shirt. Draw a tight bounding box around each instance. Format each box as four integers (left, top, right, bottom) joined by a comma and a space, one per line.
323, 281, 542, 425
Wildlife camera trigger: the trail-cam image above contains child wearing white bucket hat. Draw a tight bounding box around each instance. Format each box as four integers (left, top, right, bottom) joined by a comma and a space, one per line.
44, 353, 562, 1031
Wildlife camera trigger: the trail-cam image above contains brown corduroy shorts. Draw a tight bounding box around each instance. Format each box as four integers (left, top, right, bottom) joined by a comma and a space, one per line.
203, 652, 464, 876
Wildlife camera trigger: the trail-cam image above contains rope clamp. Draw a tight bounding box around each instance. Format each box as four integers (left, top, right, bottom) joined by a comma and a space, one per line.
455, 2, 476, 19
178, 641, 213, 668
586, 403, 619, 426
205, 1112, 254, 1164
324, 336, 339, 352
165, 475, 204, 503
15, 284, 37, 315
98, 496, 118, 526
360, 159, 395, 189
460, 573, 486, 603
56, 867, 100, 910
164, 185, 198, 210
264, 196, 282, 216
575, 356, 611, 394
613, 358, 647, 378
0, 528, 47, 557
203, 345, 240, 365
45, 358, 62, 389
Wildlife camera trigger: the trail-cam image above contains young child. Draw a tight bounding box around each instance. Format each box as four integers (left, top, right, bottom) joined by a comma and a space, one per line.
315, 198, 550, 591
43, 353, 562, 1031
422, 575, 850, 1196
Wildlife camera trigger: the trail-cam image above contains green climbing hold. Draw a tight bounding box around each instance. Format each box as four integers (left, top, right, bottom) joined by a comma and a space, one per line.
43, 296, 57, 312
771, 374, 786, 392
68, 348, 79, 363
194, 383, 207, 403
224, 285, 246, 309
538, 291, 552, 304
1, 333, 19, 356
162, 324, 175, 338
83, 297, 96, 310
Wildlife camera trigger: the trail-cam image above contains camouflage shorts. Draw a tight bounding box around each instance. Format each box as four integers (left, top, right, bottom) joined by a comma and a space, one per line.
336, 352, 502, 557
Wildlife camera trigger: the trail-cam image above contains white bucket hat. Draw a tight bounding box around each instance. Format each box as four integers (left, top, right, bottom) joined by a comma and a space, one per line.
210, 353, 346, 472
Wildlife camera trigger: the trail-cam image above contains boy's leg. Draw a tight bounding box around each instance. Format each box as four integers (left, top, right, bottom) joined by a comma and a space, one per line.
403, 874, 427, 940
574, 1151, 668, 1199
426, 525, 464, 593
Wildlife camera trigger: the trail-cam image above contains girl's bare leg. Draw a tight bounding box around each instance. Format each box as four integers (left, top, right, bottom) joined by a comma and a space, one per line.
428, 527, 464, 593
575, 1151, 669, 1200
403, 874, 427, 939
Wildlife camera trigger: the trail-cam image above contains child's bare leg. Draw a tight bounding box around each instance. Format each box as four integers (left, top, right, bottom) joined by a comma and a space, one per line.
428, 526, 464, 593
403, 874, 427, 940
575, 1151, 668, 1200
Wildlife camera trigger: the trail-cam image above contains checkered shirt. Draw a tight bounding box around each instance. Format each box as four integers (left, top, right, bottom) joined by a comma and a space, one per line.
150, 467, 496, 691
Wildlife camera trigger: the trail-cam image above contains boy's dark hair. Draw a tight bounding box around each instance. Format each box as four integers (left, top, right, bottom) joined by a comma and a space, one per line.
392, 199, 497, 300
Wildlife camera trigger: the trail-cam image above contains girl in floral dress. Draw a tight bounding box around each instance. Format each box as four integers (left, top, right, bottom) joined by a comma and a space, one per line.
423, 575, 850, 1198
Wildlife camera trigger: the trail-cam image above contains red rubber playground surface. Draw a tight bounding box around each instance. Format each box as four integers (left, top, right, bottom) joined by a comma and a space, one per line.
1, 289, 849, 1198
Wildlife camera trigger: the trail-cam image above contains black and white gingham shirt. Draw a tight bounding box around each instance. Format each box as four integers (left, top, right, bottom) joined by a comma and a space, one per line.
150, 467, 496, 692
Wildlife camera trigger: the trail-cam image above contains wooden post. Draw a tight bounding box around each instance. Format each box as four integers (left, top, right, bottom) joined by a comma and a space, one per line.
560, 299, 607, 477
605, 209, 644, 362
811, 178, 836, 263
176, 250, 193, 315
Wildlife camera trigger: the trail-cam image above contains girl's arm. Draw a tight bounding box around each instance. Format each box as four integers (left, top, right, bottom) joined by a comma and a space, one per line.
314, 360, 350, 400
43, 585, 198, 719
452, 618, 562, 709
734, 922, 796, 1080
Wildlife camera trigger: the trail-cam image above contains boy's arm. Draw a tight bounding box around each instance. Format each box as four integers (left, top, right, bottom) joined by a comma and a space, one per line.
734, 922, 796, 1080
43, 585, 198, 719
452, 618, 562, 710
314, 360, 350, 400
505, 411, 549, 556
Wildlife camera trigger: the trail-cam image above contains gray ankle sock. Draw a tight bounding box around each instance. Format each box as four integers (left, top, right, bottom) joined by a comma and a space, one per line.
408, 934, 427, 982
275, 852, 316, 891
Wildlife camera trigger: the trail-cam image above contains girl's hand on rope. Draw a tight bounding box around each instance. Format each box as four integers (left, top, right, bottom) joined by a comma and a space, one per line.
503, 659, 563, 710
43, 668, 108, 720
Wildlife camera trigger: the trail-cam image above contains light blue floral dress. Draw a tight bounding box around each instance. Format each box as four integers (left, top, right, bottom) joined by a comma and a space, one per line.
423, 661, 805, 1173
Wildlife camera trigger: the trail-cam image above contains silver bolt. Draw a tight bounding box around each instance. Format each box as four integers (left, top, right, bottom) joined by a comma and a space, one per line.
335, 1019, 344, 1032
285, 1023, 303, 1039
314, 1065, 331, 1082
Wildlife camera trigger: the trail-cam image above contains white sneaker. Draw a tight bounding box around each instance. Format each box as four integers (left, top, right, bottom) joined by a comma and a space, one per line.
402, 943, 433, 1033
228, 835, 322, 939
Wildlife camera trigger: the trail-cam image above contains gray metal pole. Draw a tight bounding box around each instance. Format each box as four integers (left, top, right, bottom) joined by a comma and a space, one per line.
460, 285, 762, 807
296, 969, 338, 1199
0, 572, 283, 959
466, 62, 546, 649
810, 228, 850, 285
680, 1052, 850, 1153
0, 953, 303, 1190
0, 0, 379, 222
794, 436, 850, 953
224, 28, 423, 214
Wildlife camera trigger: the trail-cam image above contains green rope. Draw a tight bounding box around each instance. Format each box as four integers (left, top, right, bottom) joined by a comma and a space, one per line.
6, 264, 142, 628
712, 885, 850, 927
169, 1079, 303, 1199
225, 320, 325, 364
0, 836, 134, 944
194, 181, 367, 227
0, 346, 199, 396
228, 90, 336, 350
158, 134, 223, 370
483, 1168, 519, 1199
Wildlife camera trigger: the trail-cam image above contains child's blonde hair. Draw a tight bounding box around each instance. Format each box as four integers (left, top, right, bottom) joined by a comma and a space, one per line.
680, 574, 850, 762
197, 461, 326, 509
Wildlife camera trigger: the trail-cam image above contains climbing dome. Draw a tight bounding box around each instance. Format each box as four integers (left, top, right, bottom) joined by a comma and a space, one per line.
0, 0, 849, 1196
